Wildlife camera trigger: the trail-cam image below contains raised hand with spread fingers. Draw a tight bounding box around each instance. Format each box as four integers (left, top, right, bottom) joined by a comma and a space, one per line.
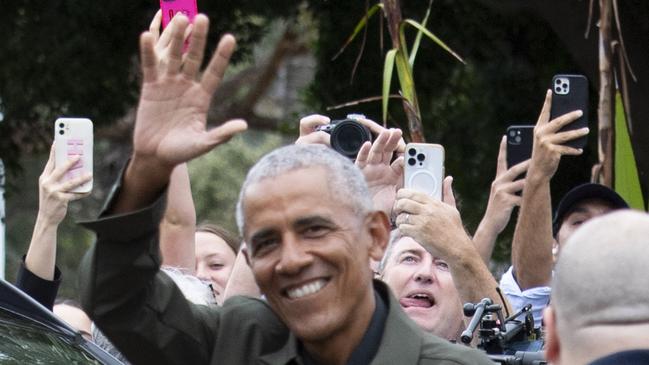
113, 13, 248, 214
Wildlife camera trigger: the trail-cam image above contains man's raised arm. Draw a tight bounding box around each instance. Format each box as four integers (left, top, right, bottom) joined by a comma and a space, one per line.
511, 91, 586, 290
110, 13, 246, 215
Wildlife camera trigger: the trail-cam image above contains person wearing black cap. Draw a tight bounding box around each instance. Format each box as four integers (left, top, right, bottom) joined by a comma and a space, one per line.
499, 91, 628, 328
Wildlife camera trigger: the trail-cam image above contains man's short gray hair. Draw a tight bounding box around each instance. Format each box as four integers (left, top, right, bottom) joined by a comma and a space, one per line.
552, 210, 649, 332
235, 144, 373, 235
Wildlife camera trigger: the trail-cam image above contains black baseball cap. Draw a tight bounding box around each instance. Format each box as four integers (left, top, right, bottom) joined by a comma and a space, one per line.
552, 183, 629, 235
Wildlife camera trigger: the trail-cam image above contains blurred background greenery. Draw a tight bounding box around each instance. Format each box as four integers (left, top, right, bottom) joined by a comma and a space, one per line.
1, 0, 647, 299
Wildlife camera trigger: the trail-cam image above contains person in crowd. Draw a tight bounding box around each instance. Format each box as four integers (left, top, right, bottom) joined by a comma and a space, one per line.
16, 145, 91, 309
381, 171, 513, 342
53, 299, 92, 341
194, 223, 239, 303
544, 211, 649, 365
79, 12, 492, 364
471, 136, 529, 264
503, 90, 627, 327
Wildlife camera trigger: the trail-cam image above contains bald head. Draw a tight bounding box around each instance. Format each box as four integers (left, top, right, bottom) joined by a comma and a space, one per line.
552, 210, 649, 329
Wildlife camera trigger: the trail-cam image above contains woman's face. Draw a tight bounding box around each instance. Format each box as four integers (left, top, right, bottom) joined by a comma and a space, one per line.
195, 231, 237, 304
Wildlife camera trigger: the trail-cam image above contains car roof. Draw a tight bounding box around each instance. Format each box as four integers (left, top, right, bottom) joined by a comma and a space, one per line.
0, 278, 124, 364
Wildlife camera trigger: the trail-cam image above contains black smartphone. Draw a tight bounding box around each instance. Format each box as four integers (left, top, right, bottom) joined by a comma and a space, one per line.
506, 125, 534, 170
550, 74, 589, 149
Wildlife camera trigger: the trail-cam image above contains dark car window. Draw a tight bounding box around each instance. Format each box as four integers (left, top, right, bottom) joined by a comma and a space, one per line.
0, 308, 103, 364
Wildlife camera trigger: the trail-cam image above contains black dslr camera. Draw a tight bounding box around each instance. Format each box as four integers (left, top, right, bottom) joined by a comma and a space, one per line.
316, 114, 372, 159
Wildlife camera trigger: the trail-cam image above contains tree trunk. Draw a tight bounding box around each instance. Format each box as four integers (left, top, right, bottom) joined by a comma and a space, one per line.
596, 0, 614, 187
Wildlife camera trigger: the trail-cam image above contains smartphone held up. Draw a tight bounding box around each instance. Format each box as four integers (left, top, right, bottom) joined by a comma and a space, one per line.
160, 0, 198, 28
404, 143, 445, 200
54, 118, 93, 193
550, 74, 589, 149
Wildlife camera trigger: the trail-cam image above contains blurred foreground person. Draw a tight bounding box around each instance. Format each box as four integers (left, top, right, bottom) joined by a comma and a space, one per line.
80, 12, 491, 365
544, 211, 649, 365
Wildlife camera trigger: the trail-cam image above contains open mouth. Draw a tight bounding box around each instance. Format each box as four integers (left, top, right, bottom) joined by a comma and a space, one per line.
399, 292, 435, 308
284, 278, 329, 300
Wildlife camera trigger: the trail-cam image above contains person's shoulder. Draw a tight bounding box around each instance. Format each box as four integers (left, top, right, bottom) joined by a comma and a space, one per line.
217, 295, 288, 334
418, 335, 493, 365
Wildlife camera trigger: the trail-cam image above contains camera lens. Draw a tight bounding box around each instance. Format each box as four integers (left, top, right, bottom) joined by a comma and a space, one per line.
330, 119, 372, 159
509, 130, 516, 137
59, 123, 64, 128
408, 158, 417, 166
408, 148, 416, 156
555, 86, 561, 93
59, 130, 64, 135
555, 79, 562, 85
417, 153, 425, 161
515, 135, 522, 143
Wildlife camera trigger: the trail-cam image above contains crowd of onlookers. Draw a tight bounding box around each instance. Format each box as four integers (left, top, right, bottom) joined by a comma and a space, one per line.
9, 10, 649, 365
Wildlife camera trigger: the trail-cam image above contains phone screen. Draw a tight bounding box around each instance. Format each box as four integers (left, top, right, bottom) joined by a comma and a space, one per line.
160, 0, 198, 29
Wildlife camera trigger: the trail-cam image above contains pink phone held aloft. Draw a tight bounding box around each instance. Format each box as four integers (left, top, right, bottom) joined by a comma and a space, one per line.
160, 0, 198, 28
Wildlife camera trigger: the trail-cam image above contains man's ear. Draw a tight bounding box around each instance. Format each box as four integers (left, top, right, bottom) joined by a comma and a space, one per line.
366, 211, 391, 261
543, 306, 560, 364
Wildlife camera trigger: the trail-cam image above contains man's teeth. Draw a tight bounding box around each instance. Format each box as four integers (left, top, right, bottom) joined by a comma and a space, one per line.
287, 280, 326, 299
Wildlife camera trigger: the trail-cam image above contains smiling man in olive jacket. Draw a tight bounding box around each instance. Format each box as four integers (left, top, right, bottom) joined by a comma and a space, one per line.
80, 13, 492, 365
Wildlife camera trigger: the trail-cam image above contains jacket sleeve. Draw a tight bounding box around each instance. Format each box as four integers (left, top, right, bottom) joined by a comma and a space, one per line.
79, 178, 221, 365
15, 256, 61, 310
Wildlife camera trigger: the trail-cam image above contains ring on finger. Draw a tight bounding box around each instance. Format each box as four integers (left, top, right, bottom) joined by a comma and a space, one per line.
404, 213, 410, 225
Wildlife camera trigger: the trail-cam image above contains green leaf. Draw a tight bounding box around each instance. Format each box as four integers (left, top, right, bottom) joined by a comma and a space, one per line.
382, 48, 398, 123
394, 49, 416, 105
332, 3, 383, 61
409, 0, 433, 67
404, 19, 465, 64
614, 91, 646, 210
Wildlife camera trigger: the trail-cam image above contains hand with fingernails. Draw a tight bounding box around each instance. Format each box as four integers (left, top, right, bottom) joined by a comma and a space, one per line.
38, 145, 92, 225
528, 89, 588, 182
393, 176, 472, 261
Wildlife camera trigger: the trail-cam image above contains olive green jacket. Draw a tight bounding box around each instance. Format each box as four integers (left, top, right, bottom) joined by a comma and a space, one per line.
80, 190, 492, 365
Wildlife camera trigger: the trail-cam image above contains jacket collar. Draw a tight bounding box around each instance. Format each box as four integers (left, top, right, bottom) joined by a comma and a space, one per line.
258, 280, 423, 365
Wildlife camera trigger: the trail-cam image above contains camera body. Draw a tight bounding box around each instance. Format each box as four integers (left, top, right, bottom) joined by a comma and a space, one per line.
316, 117, 372, 159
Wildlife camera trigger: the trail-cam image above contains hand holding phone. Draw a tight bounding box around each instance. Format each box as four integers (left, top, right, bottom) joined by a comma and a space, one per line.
404, 143, 444, 200
54, 118, 93, 193
550, 74, 589, 149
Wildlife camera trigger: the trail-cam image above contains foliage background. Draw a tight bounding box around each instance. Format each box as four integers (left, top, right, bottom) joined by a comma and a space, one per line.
1, 0, 605, 297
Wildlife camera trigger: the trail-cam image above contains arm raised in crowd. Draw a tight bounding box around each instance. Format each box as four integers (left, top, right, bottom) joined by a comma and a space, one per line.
159, 163, 197, 271
109, 14, 247, 215
472, 136, 528, 264
511, 91, 587, 289
394, 178, 512, 314
18, 146, 91, 309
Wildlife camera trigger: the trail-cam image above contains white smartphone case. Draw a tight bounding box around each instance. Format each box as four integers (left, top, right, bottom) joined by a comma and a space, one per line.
404, 143, 444, 200
54, 118, 93, 193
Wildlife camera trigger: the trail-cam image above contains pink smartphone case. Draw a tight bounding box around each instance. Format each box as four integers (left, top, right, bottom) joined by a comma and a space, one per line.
160, 0, 198, 28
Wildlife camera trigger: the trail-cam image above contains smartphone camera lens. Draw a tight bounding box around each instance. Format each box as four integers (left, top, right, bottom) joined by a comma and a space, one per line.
515, 135, 522, 143
408, 148, 417, 156
509, 130, 516, 137
59, 123, 64, 128
417, 153, 425, 161
555, 79, 562, 85
555, 86, 562, 93
59, 130, 64, 135
408, 158, 417, 166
